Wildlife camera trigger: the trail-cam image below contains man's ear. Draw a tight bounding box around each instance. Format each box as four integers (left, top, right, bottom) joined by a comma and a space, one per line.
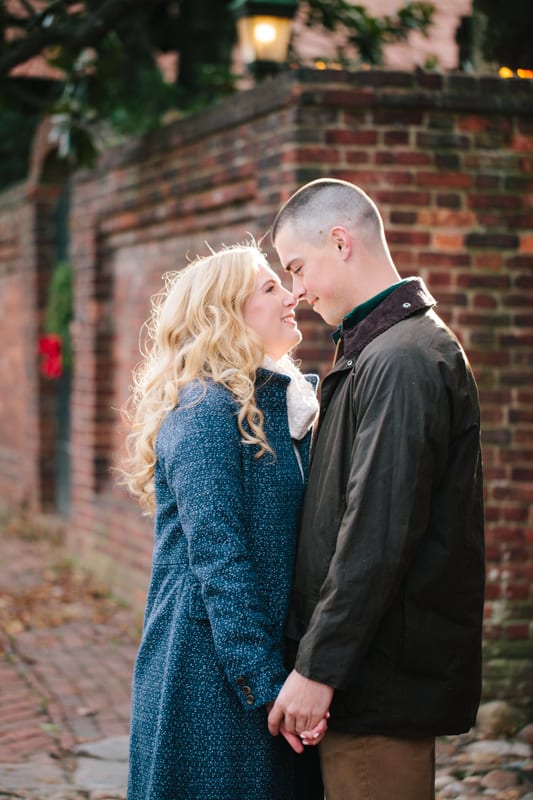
330, 226, 352, 260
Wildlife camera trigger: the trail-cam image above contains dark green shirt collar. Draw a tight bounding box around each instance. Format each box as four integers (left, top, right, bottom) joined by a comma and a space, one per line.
332, 279, 409, 343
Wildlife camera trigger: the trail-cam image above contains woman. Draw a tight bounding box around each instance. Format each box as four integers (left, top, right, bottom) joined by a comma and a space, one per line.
120, 243, 325, 800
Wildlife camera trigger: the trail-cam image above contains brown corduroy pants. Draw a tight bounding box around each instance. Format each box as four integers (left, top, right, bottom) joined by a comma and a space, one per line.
319, 731, 436, 800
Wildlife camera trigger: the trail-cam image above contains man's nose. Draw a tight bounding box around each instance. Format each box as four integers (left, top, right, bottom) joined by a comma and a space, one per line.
290, 274, 305, 302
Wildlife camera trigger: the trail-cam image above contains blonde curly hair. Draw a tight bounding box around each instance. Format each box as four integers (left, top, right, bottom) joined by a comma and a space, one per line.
118, 242, 283, 515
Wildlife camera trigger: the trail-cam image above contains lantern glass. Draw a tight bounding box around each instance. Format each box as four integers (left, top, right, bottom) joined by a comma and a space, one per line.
236, 14, 293, 66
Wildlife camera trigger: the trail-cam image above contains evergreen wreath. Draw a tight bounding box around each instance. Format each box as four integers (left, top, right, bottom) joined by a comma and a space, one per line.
40, 260, 73, 377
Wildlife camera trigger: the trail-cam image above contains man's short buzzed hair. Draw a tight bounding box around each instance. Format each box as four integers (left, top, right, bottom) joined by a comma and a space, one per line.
271, 178, 384, 246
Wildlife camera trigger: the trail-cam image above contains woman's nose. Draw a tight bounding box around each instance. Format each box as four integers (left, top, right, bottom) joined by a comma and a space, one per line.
282, 287, 297, 306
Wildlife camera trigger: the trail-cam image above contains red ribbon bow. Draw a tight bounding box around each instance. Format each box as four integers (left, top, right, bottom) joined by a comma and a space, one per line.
38, 334, 63, 379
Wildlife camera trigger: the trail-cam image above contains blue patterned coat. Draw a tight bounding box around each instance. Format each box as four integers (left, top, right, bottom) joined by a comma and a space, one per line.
127, 368, 318, 800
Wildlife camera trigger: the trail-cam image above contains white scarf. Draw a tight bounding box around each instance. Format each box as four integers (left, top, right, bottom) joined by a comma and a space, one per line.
262, 356, 319, 440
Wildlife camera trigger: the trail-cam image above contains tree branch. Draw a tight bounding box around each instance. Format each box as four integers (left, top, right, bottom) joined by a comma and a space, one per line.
18, 1, 39, 21
0, 0, 142, 77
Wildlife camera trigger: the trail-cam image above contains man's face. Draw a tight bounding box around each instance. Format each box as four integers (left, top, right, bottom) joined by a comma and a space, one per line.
274, 224, 353, 326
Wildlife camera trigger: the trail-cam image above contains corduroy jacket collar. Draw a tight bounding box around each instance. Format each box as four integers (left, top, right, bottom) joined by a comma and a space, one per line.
339, 277, 436, 362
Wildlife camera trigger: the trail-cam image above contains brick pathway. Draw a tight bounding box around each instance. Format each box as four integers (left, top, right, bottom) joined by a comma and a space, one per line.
0, 524, 139, 764
1, 515, 532, 800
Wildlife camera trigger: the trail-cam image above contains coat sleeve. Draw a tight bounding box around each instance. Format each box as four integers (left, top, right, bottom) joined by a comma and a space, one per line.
294, 341, 452, 689
158, 384, 287, 709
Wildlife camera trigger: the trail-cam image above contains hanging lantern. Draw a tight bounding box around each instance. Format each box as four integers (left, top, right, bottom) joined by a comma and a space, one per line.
231, 0, 299, 78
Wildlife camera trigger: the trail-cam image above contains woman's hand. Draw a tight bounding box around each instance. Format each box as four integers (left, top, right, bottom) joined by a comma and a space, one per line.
280, 721, 305, 753
299, 711, 329, 746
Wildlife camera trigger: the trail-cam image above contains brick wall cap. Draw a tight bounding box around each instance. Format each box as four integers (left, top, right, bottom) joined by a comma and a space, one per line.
79, 68, 533, 178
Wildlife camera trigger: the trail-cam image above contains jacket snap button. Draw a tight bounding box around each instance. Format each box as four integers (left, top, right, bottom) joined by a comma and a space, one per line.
245, 695, 255, 705
403, 302, 411, 308
242, 685, 252, 695
346, 359, 353, 367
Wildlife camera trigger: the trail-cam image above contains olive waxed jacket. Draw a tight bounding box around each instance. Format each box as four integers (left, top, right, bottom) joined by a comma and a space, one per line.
287, 277, 485, 737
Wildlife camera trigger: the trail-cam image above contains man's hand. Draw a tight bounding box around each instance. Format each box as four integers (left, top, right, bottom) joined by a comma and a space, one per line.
268, 669, 334, 737
267, 700, 329, 753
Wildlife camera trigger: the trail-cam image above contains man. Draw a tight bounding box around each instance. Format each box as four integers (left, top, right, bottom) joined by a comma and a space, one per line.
267, 179, 485, 800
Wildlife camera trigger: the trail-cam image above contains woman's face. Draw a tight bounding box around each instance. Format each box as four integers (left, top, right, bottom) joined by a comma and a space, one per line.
243, 262, 301, 360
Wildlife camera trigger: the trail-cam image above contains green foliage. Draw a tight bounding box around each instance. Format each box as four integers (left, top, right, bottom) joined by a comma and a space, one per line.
174, 62, 237, 113
44, 35, 178, 168
45, 261, 73, 371
45, 28, 179, 163
0, 0, 436, 186
0, 99, 41, 190
0, 1, 237, 182
474, 0, 533, 69
103, 65, 178, 136
303, 0, 435, 66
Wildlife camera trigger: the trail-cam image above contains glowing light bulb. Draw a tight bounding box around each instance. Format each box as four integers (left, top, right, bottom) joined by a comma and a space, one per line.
254, 22, 276, 44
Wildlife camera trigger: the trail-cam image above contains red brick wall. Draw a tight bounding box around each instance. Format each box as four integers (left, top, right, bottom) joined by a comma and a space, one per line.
1, 69, 532, 706
0, 183, 62, 509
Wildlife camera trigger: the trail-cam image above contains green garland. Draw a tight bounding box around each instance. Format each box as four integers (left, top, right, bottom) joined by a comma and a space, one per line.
44, 260, 73, 372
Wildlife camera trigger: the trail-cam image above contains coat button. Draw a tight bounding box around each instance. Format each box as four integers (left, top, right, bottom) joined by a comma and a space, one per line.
346, 359, 353, 367
403, 302, 411, 309
241, 685, 252, 695
245, 695, 255, 705
236, 676, 246, 686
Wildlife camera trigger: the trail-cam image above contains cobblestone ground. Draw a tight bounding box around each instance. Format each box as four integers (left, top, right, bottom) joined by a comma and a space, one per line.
0, 511, 137, 797
0, 515, 139, 761
0, 511, 531, 799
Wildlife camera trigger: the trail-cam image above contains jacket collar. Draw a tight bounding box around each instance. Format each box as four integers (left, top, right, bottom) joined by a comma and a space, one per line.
338, 277, 436, 363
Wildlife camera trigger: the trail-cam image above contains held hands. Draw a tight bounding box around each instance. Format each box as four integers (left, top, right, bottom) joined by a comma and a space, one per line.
267, 670, 334, 752
266, 698, 329, 754
299, 712, 330, 748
